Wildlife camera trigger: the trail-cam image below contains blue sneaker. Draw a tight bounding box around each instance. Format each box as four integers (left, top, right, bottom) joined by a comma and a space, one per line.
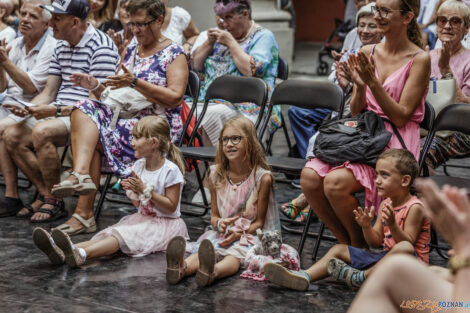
291, 178, 301, 189
265, 262, 311, 291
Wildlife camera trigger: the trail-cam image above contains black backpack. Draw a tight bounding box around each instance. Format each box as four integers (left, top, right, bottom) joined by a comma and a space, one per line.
313, 111, 405, 167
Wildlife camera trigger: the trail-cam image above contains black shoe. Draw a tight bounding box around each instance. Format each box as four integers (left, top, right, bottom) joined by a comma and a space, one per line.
0, 197, 23, 217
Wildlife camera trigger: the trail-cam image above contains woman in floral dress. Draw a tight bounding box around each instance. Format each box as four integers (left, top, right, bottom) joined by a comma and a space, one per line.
50, 0, 188, 235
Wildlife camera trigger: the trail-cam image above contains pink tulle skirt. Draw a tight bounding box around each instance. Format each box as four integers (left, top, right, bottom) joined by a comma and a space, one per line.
92, 212, 189, 257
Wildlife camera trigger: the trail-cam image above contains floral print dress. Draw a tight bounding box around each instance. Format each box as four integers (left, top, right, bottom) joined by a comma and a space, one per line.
75, 43, 185, 178
198, 26, 281, 134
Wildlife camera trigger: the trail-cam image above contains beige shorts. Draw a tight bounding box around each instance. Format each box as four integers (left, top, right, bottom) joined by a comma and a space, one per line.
7, 114, 71, 132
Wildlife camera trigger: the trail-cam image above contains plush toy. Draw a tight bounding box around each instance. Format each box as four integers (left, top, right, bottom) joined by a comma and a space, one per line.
253, 229, 282, 259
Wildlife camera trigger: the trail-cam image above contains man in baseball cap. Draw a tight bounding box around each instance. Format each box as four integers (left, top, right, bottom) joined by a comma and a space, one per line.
41, 0, 90, 20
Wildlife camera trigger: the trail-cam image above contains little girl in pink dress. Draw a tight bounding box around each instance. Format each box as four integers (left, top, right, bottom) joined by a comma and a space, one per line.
32, 116, 189, 268
165, 116, 299, 286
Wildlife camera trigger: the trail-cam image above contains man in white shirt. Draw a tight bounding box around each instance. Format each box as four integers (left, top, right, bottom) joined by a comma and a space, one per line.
0, 0, 55, 217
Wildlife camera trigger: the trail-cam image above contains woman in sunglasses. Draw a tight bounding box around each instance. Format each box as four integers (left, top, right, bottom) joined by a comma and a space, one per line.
425, 0, 470, 171
300, 0, 431, 248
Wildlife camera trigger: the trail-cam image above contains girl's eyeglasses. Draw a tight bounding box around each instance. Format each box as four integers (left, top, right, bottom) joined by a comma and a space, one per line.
221, 135, 243, 146
436, 16, 463, 28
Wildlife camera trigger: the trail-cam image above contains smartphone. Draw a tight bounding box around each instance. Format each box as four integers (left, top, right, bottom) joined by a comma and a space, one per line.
328, 123, 359, 135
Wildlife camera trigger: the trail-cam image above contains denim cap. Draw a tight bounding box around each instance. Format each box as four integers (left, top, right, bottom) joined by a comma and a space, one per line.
41, 0, 90, 19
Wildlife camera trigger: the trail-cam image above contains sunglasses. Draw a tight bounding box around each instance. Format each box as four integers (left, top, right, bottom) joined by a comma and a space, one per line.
221, 135, 243, 146
436, 16, 463, 28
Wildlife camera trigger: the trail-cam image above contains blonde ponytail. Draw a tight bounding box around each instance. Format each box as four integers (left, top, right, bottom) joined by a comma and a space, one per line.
167, 142, 186, 175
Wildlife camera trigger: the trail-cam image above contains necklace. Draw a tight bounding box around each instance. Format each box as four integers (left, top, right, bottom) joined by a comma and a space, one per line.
227, 171, 251, 190
236, 20, 255, 43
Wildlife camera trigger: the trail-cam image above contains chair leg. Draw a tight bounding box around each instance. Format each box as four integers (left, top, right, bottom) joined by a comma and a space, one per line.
297, 207, 315, 256
94, 174, 112, 221
180, 159, 210, 217
281, 120, 293, 156
312, 222, 325, 262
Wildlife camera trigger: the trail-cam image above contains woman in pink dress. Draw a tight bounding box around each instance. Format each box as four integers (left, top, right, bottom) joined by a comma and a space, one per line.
300, 0, 431, 247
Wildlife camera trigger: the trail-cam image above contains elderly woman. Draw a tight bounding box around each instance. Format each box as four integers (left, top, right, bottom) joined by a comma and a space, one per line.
301, 0, 430, 248
282, 3, 384, 221
50, 0, 188, 235
190, 0, 280, 146
425, 0, 470, 171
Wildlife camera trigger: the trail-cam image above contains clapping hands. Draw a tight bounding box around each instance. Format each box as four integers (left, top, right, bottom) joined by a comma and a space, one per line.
347, 51, 376, 87
354, 206, 375, 227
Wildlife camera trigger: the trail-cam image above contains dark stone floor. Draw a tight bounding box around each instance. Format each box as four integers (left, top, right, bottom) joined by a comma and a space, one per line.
0, 174, 449, 313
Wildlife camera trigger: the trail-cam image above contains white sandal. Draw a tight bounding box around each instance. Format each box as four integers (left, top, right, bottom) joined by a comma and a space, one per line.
51, 171, 97, 198
55, 213, 97, 235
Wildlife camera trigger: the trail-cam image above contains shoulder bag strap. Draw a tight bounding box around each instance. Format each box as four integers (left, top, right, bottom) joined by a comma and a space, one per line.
382, 117, 407, 150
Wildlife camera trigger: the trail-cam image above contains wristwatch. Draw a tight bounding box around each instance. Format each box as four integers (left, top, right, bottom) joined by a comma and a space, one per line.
130, 77, 138, 88
56, 105, 62, 117
448, 255, 470, 274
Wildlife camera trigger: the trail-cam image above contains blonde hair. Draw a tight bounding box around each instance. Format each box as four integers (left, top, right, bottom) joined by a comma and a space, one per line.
132, 116, 185, 175
438, 0, 470, 27
400, 0, 424, 48
213, 116, 270, 188
89, 0, 114, 25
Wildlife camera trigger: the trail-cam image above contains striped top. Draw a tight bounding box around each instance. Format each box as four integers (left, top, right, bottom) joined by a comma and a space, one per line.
49, 24, 120, 106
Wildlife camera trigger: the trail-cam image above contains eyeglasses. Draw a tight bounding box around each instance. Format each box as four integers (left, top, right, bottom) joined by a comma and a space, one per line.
126, 19, 156, 29
221, 135, 243, 146
371, 5, 403, 18
436, 16, 463, 28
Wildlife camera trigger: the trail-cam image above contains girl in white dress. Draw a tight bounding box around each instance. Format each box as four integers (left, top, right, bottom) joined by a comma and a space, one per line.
32, 116, 189, 268
166, 115, 281, 287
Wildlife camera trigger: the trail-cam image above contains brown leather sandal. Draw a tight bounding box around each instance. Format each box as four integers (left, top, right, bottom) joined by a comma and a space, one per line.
166, 236, 187, 285
195, 239, 216, 287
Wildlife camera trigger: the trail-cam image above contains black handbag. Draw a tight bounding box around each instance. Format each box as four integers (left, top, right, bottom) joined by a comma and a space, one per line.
313, 111, 406, 167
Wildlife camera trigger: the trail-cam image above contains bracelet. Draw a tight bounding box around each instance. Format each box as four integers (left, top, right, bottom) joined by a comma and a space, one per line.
130, 77, 138, 88
448, 255, 470, 274
216, 218, 222, 232
90, 80, 101, 91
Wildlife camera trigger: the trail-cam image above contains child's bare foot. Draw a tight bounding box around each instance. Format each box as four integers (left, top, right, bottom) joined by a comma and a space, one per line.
280, 193, 309, 219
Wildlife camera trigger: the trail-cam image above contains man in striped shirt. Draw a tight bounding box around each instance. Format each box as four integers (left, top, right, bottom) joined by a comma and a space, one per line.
2, 0, 119, 221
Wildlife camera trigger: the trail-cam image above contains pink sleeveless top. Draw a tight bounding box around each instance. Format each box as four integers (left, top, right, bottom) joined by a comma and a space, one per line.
306, 45, 427, 208
382, 196, 431, 263
366, 45, 426, 159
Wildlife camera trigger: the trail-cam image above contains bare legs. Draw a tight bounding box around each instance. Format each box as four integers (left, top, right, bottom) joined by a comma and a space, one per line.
182, 253, 241, 280
0, 118, 19, 199
348, 254, 453, 313
59, 109, 102, 229
76, 235, 120, 259
301, 168, 350, 244
300, 167, 366, 247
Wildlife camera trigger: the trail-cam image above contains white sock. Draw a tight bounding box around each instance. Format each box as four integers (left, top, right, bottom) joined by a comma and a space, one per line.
77, 247, 87, 261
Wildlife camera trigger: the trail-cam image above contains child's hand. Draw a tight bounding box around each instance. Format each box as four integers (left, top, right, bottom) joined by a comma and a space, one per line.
219, 229, 242, 247
382, 202, 396, 227
126, 171, 145, 193
354, 206, 374, 227
218, 216, 239, 234
121, 178, 131, 190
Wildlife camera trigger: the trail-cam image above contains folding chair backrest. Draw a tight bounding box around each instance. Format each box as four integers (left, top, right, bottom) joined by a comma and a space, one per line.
420, 101, 435, 131
260, 80, 344, 138
419, 103, 470, 172
189, 75, 268, 145
178, 70, 201, 147
277, 57, 289, 81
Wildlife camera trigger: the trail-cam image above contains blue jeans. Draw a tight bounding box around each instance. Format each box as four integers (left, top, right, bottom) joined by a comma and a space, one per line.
288, 106, 330, 158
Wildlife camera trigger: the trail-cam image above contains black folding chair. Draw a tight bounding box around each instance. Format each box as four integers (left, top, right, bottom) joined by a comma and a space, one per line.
265, 57, 294, 156
419, 103, 470, 260
94, 71, 201, 220
179, 75, 269, 216
257, 80, 344, 260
